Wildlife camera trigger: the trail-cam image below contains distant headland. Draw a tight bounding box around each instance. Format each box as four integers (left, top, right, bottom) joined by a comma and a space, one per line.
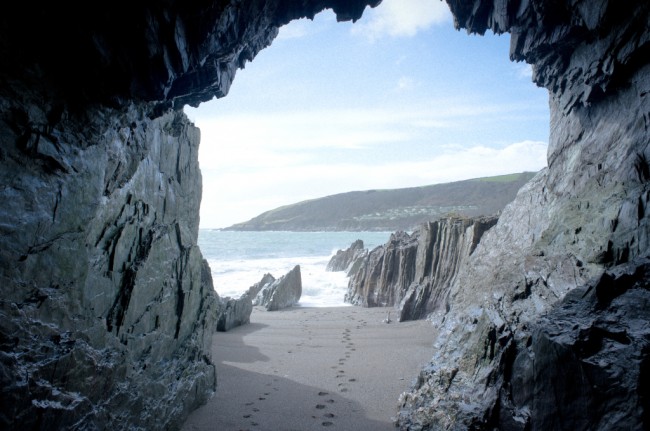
225, 172, 537, 232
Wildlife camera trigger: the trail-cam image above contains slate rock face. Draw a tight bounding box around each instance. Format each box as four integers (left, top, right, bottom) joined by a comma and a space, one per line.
0, 101, 218, 430
395, 1, 650, 429
326, 239, 368, 274
201, 259, 253, 332
345, 216, 497, 321
0, 1, 380, 429
216, 296, 254, 332
253, 265, 303, 311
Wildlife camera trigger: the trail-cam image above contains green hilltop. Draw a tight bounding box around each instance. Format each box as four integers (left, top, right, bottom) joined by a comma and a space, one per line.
225, 171, 539, 232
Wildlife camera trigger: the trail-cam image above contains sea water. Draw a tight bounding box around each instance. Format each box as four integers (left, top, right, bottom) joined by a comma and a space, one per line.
198, 230, 391, 307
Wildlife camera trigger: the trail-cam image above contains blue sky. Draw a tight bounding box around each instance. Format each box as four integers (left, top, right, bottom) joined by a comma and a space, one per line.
186, 0, 550, 229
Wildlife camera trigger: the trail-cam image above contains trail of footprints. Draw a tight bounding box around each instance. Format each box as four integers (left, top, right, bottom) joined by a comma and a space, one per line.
239, 313, 369, 429
311, 315, 368, 428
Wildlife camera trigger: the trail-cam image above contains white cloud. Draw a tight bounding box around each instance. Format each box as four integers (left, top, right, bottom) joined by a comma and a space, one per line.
515, 63, 533, 80
396, 76, 416, 91
353, 0, 452, 40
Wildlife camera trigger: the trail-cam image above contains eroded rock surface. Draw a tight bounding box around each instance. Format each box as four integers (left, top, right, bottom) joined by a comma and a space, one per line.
201, 260, 253, 332
2, 0, 649, 429
253, 265, 303, 311
395, 1, 650, 429
327, 239, 367, 275
345, 216, 497, 321
0, 1, 379, 429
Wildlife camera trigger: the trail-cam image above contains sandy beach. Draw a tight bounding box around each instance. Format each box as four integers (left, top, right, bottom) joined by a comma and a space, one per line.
182, 306, 435, 431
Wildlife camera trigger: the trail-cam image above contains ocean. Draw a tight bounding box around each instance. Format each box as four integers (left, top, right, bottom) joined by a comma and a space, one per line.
198, 230, 391, 307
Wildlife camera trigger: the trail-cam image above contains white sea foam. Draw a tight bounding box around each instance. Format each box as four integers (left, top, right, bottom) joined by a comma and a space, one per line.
199, 230, 391, 308
207, 255, 352, 307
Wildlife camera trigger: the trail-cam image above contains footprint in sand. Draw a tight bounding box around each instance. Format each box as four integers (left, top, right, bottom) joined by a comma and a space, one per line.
315, 404, 326, 410
324, 413, 335, 418
322, 421, 334, 427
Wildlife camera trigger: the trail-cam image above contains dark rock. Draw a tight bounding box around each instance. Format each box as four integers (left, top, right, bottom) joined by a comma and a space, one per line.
346, 230, 419, 308
216, 296, 253, 332
346, 216, 497, 321
247, 273, 277, 299
2, 0, 649, 429
0, 1, 381, 429
326, 239, 368, 275
395, 1, 650, 429
0, 103, 218, 431
253, 265, 302, 311
204, 259, 253, 332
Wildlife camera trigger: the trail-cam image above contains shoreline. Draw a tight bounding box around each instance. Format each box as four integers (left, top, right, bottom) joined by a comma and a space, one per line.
182, 306, 435, 431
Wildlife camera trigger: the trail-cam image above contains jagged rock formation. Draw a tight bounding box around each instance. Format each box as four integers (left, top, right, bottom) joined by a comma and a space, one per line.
0, 1, 379, 429
247, 273, 277, 299
201, 260, 253, 332
216, 295, 253, 332
395, 1, 650, 429
345, 216, 498, 321
2, 0, 649, 429
252, 266, 303, 311
327, 239, 367, 274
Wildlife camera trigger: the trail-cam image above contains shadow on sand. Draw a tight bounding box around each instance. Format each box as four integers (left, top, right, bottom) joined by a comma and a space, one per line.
182, 318, 396, 431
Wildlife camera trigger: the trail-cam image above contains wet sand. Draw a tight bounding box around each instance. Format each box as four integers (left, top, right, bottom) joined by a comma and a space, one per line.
182, 306, 435, 431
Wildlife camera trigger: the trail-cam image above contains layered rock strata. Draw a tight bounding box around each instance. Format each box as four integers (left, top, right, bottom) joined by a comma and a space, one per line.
201, 260, 253, 332
0, 1, 379, 429
252, 265, 303, 311
345, 216, 498, 321
395, 1, 650, 429
327, 239, 367, 275
216, 295, 254, 332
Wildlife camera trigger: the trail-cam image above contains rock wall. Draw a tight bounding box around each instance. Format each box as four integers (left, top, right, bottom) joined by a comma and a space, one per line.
345, 216, 497, 321
396, 1, 650, 429
0, 97, 216, 430
2, 0, 648, 429
0, 1, 379, 429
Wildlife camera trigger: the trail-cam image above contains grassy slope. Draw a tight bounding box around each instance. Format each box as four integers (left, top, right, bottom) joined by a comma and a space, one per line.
226, 171, 538, 231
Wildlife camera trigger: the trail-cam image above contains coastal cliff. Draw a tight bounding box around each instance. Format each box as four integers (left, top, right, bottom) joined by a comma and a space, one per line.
0, 1, 379, 429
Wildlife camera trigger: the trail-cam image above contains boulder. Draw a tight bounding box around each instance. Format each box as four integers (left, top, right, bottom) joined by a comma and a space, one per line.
253, 266, 302, 311
216, 295, 253, 332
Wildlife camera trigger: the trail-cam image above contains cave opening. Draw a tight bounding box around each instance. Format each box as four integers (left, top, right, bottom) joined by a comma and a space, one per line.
184, 4, 550, 302
185, 5, 550, 231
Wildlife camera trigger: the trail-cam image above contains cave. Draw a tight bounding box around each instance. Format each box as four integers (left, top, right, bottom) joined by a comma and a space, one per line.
1, 1, 649, 430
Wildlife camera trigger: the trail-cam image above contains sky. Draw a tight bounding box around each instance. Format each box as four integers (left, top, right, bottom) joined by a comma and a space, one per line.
185, 0, 550, 229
